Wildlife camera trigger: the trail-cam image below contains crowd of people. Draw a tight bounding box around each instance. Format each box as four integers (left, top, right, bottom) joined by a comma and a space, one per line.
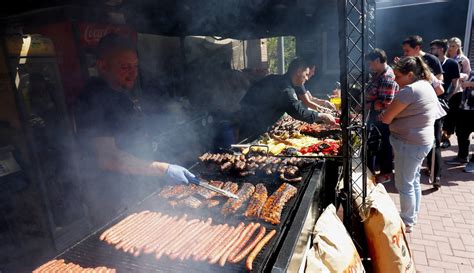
366, 35, 473, 232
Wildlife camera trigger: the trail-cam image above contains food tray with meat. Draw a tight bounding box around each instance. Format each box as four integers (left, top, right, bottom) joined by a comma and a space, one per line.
298, 123, 342, 139
53, 161, 323, 273
235, 114, 343, 159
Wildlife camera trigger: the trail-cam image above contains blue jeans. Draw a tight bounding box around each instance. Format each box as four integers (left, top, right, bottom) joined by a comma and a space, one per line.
390, 136, 432, 227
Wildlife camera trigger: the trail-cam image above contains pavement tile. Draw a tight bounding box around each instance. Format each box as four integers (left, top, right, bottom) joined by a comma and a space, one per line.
450, 214, 465, 224
461, 235, 474, 246
413, 250, 428, 266
423, 234, 449, 243
433, 229, 463, 239
428, 259, 460, 270
415, 265, 444, 273
411, 238, 438, 247
448, 237, 465, 251
437, 241, 454, 255
457, 264, 473, 273
410, 243, 425, 252
452, 250, 474, 259
424, 245, 441, 261
441, 254, 471, 266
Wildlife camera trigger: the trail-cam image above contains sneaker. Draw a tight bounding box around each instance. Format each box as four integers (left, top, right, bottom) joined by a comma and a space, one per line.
464, 162, 474, 173
405, 225, 413, 233
440, 139, 451, 149
445, 157, 469, 165
432, 177, 441, 189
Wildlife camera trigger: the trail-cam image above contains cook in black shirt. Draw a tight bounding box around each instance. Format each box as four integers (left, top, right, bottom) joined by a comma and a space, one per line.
294, 60, 337, 112
239, 58, 335, 139
74, 34, 198, 224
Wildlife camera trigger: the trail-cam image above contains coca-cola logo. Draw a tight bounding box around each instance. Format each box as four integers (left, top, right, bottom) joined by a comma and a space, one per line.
82, 24, 125, 45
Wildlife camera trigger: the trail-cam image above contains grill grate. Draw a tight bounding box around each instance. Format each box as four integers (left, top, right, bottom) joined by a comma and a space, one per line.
56, 160, 320, 272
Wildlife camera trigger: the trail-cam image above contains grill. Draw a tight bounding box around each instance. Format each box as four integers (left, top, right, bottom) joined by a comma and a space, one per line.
54, 160, 325, 272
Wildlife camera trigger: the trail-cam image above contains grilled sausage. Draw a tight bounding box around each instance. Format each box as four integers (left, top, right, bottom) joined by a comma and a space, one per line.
112, 211, 151, 248
106, 212, 143, 244
127, 212, 164, 255
143, 215, 177, 254
155, 216, 192, 259
143, 215, 193, 253
100, 212, 137, 241
122, 212, 161, 253
169, 219, 212, 259
208, 223, 245, 264
201, 226, 236, 261
230, 226, 266, 263
179, 222, 220, 261
219, 223, 255, 266
246, 229, 276, 271
227, 223, 260, 262
192, 224, 228, 261
152, 216, 187, 257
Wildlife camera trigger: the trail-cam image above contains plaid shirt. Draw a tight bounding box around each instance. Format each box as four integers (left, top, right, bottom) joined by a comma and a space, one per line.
366, 66, 399, 111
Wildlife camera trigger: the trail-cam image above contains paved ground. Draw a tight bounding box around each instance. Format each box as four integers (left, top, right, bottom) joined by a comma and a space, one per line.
385, 135, 473, 273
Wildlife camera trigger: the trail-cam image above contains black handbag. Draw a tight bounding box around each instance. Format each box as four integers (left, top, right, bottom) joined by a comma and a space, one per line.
438, 98, 450, 112
367, 123, 382, 153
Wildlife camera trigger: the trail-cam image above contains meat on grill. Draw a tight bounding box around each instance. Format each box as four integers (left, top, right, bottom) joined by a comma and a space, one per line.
174, 184, 199, 199
206, 199, 220, 208
33, 259, 116, 273
244, 183, 268, 218
159, 181, 243, 210
299, 123, 342, 138
260, 183, 298, 224
267, 115, 304, 138
221, 183, 255, 216
159, 184, 190, 199
246, 229, 277, 271
278, 165, 302, 183
199, 153, 312, 179
100, 212, 271, 267
170, 196, 203, 209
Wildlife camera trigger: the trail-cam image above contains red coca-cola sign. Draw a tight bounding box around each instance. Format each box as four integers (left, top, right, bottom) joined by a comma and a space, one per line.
78, 22, 136, 47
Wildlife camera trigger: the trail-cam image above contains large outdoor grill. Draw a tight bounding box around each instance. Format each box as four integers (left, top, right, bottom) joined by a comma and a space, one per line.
52, 159, 325, 272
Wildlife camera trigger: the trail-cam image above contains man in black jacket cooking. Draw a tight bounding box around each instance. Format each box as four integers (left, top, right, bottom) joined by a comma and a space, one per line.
74, 33, 197, 226
238, 58, 336, 139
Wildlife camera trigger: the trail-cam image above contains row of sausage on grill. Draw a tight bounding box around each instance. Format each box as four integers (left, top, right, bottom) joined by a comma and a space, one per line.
99, 211, 276, 270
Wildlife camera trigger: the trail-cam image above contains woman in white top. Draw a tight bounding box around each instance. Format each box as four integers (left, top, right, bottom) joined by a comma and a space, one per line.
447, 37, 471, 80
442, 37, 472, 148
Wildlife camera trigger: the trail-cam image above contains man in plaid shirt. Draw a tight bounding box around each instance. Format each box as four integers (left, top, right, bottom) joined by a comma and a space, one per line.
365, 48, 399, 183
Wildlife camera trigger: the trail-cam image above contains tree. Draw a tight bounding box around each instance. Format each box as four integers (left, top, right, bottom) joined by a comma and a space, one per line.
266, 36, 296, 74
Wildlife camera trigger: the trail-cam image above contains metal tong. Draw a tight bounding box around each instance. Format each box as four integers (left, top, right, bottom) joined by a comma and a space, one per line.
189, 178, 239, 199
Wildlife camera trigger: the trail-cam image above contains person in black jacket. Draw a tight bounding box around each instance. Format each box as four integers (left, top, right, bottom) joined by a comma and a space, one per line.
238, 58, 335, 139
74, 33, 198, 226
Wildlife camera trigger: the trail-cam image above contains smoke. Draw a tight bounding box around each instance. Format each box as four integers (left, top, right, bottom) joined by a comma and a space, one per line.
376, 0, 469, 62
1, 0, 349, 271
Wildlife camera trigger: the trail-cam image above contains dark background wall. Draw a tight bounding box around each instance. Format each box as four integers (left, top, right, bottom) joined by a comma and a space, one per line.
376, 0, 469, 61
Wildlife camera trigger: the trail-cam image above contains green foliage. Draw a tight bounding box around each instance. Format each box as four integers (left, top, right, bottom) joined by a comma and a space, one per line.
266, 37, 296, 74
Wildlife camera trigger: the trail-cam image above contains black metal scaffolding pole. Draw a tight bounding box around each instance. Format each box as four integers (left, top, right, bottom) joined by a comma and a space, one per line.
337, 0, 376, 257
